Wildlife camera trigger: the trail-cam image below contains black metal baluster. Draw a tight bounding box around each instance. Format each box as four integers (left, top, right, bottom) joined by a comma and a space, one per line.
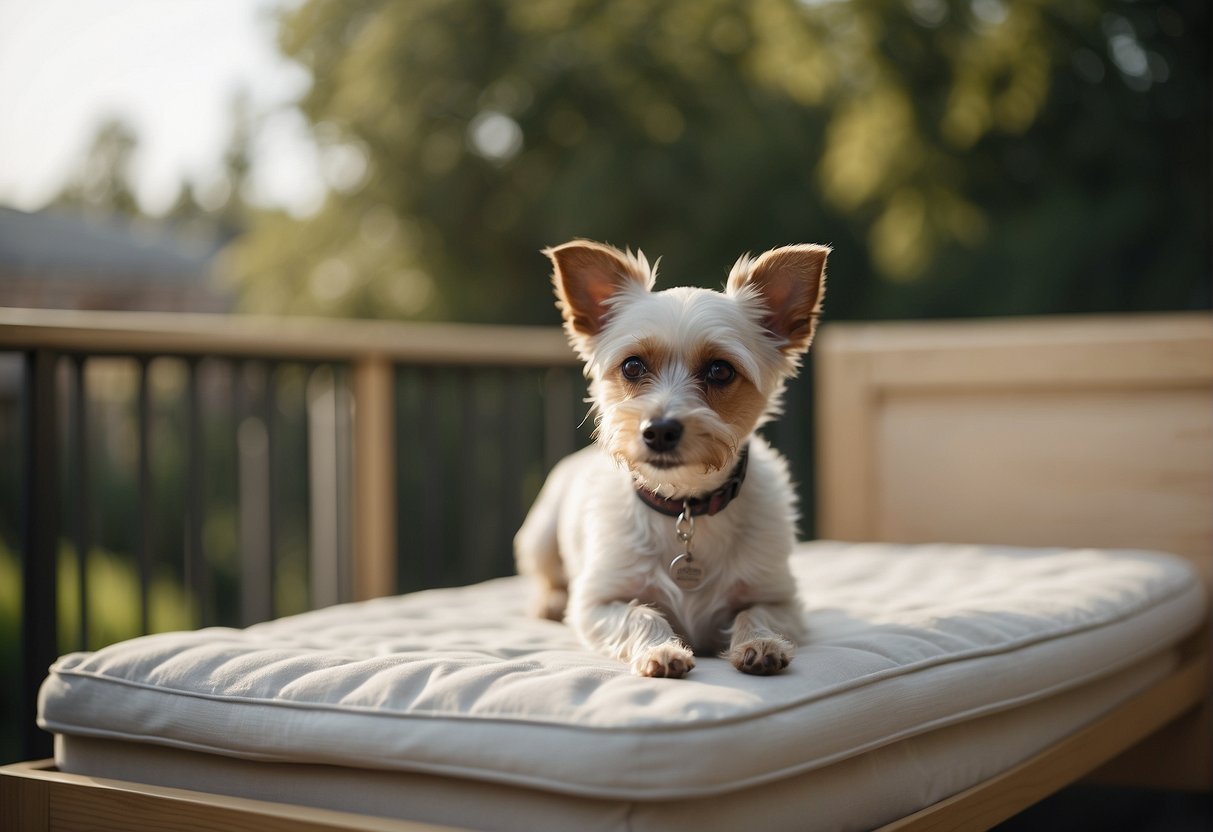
543, 367, 578, 470
233, 359, 247, 624
20, 349, 58, 761
236, 361, 273, 625
135, 357, 152, 635
263, 362, 279, 618
185, 357, 208, 626
779, 371, 812, 539
790, 372, 815, 539
458, 368, 479, 582
392, 366, 418, 593
475, 370, 505, 579
297, 364, 314, 611
503, 367, 531, 560
71, 355, 90, 651
418, 367, 444, 588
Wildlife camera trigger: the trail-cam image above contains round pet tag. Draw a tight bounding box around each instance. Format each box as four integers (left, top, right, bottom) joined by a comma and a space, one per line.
669, 553, 705, 591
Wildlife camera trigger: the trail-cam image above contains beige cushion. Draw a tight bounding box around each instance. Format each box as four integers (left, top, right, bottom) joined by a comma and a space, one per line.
40, 542, 1205, 801
53, 654, 1178, 832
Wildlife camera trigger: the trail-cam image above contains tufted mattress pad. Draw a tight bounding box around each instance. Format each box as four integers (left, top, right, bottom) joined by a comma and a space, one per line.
41, 542, 1205, 812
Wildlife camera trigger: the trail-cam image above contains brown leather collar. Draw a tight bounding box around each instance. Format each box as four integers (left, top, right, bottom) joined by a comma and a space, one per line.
634, 446, 750, 518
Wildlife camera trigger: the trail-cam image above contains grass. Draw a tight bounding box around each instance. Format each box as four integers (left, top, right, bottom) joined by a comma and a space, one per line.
0, 538, 196, 764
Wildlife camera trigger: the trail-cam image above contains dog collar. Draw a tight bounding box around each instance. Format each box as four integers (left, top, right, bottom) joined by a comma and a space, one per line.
634, 446, 750, 518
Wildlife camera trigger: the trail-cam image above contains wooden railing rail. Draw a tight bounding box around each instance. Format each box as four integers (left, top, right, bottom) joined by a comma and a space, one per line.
0, 307, 575, 366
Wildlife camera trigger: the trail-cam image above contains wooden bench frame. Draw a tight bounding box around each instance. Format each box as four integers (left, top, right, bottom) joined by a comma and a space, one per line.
2, 650, 1206, 832
3, 311, 1210, 831
815, 312, 1213, 794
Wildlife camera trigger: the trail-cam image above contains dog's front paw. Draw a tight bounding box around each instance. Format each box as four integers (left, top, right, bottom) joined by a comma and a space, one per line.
729, 637, 793, 675
633, 641, 696, 679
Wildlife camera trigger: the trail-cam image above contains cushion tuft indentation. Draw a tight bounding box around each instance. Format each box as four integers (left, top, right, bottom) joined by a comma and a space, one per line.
39, 542, 1206, 799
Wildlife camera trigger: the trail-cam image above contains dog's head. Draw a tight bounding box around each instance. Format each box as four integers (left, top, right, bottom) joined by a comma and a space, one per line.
545, 240, 829, 497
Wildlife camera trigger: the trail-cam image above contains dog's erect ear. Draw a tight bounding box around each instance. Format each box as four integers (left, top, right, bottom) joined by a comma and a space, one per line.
544, 240, 655, 352
727, 244, 829, 354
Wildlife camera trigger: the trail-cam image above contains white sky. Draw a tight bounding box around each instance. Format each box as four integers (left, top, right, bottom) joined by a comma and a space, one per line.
0, 0, 325, 216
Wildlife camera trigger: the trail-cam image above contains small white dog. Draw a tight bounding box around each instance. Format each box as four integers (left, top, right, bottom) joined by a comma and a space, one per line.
515, 240, 828, 678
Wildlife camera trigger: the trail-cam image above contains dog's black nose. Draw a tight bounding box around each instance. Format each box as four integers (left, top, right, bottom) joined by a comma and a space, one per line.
641, 418, 683, 452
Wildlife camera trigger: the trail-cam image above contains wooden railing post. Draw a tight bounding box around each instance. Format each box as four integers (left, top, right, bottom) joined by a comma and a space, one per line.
352, 356, 396, 600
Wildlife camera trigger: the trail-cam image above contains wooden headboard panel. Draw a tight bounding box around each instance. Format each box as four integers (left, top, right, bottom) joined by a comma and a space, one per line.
813, 312, 1213, 789
815, 313, 1212, 578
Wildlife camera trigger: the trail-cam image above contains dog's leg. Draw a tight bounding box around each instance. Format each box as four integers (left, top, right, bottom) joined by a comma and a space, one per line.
726, 602, 801, 675
514, 479, 568, 622
572, 599, 695, 678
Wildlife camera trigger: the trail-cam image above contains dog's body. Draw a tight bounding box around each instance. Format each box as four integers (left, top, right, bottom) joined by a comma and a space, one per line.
515, 240, 829, 678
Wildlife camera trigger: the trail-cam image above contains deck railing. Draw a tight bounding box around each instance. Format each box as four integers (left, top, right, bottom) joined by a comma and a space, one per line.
0, 306, 817, 762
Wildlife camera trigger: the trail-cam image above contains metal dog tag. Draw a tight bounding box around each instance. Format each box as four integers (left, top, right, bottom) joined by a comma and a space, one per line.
669, 553, 705, 591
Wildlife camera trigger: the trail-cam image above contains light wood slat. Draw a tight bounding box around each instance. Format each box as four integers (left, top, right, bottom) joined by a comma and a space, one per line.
816, 313, 1212, 389
813, 328, 877, 542
814, 312, 1213, 558
353, 356, 397, 600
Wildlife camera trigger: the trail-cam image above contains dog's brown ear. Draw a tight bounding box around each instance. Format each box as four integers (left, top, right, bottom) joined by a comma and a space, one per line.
727, 244, 829, 354
544, 240, 655, 353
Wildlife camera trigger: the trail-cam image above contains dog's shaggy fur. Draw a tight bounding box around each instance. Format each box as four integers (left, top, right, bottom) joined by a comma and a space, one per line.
515, 240, 829, 677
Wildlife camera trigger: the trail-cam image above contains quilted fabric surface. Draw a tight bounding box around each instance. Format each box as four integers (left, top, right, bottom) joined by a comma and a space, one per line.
39, 541, 1205, 799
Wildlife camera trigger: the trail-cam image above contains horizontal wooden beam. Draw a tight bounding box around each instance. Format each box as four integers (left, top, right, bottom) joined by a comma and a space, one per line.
0, 307, 576, 367
815, 313, 1213, 389
0, 760, 455, 832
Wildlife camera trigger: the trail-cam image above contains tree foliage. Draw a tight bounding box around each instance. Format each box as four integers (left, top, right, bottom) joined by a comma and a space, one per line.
53, 92, 256, 248
226, 0, 1209, 323
54, 116, 142, 218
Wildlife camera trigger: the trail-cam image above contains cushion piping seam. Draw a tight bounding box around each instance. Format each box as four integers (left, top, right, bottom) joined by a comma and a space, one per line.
44, 581, 1203, 733
43, 648, 1179, 800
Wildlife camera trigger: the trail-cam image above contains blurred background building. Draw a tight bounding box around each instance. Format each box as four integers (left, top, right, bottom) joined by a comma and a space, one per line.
0, 206, 229, 312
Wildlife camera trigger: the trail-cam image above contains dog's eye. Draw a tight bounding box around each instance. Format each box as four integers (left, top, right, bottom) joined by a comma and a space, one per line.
706, 360, 736, 385
621, 357, 648, 380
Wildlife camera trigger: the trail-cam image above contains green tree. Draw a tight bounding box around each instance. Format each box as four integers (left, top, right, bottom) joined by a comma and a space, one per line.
166, 180, 208, 224
226, 0, 1209, 323
54, 116, 143, 218
166, 90, 255, 242
215, 88, 255, 235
